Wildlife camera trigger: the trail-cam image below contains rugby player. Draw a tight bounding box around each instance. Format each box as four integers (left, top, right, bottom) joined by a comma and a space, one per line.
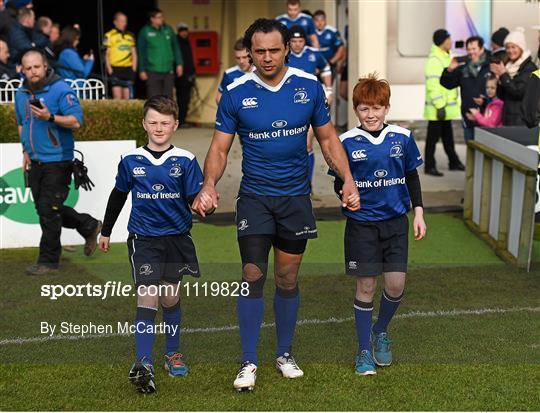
191, 18, 359, 392
215, 38, 253, 105
287, 25, 332, 185
276, 0, 319, 49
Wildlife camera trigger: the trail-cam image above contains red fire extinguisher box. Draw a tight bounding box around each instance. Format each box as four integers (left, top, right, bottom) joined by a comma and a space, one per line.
189, 31, 219, 75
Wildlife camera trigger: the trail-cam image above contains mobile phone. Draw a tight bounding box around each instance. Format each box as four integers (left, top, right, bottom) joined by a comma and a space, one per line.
455, 40, 464, 49
455, 55, 468, 64
30, 98, 43, 109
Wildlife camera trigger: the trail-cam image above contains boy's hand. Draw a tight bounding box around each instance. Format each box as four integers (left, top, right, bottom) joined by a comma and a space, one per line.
341, 179, 360, 211
192, 185, 219, 217
413, 207, 426, 240
99, 235, 110, 252
194, 191, 217, 216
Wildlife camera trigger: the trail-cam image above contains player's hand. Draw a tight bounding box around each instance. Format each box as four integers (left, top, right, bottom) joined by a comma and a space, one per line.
30, 100, 51, 121
192, 184, 219, 217
22, 151, 30, 171
139, 71, 148, 81
341, 179, 360, 211
99, 235, 110, 252
413, 207, 426, 240
106, 66, 113, 76
176, 65, 183, 78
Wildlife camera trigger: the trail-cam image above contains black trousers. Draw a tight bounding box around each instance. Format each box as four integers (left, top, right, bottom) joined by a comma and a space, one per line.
424, 120, 461, 170
175, 75, 194, 124
146, 71, 175, 98
28, 160, 98, 266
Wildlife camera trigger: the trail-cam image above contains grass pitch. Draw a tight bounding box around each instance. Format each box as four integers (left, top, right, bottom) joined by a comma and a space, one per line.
1, 213, 539, 411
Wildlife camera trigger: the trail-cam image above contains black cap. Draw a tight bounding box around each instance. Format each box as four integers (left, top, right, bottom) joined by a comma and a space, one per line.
433, 29, 450, 46
289, 25, 306, 40
491, 27, 509, 47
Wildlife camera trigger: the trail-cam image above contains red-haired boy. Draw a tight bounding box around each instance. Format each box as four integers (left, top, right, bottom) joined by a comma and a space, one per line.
329, 74, 427, 375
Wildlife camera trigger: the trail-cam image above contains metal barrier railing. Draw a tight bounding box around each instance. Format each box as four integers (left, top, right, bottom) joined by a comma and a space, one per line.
0, 78, 106, 103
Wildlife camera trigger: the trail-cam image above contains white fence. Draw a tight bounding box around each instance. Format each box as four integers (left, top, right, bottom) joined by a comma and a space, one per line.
0, 78, 105, 104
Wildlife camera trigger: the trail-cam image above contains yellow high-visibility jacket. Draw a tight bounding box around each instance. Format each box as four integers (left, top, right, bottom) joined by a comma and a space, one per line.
424, 44, 461, 121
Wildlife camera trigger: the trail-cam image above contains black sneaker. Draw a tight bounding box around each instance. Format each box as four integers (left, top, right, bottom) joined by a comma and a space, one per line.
84, 220, 102, 257
128, 357, 156, 394
449, 163, 465, 171
424, 168, 444, 177
26, 264, 58, 276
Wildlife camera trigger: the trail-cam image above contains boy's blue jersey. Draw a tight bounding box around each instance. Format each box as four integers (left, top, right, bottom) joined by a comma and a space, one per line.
316, 25, 343, 62
216, 67, 330, 196
115, 146, 204, 236
218, 65, 249, 93
288, 46, 331, 78
329, 125, 423, 221
276, 13, 316, 44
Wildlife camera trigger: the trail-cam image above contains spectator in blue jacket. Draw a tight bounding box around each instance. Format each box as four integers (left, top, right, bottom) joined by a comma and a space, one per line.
15, 49, 101, 275
53, 25, 93, 80
8, 7, 46, 64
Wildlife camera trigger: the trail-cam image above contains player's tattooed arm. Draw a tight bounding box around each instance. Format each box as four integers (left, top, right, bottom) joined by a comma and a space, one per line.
191, 130, 234, 217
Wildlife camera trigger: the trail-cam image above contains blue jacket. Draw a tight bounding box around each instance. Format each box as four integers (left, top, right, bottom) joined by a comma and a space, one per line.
8, 21, 49, 64
56, 48, 94, 79
15, 69, 83, 162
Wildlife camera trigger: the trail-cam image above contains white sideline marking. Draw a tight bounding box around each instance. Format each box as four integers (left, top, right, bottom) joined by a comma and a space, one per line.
1, 306, 538, 346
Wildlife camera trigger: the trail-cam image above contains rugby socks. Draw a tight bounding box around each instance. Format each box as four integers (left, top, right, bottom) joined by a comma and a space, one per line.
354, 299, 373, 352
274, 285, 300, 358
308, 151, 315, 183
162, 301, 181, 353
135, 306, 158, 364
237, 296, 264, 365
373, 290, 403, 334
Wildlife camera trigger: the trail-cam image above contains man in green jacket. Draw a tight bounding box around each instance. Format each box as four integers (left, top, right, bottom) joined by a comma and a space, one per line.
423, 29, 464, 177
138, 9, 183, 98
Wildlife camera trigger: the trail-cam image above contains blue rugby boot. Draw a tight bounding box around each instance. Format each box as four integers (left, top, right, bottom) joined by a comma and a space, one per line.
355, 350, 376, 376
371, 329, 393, 366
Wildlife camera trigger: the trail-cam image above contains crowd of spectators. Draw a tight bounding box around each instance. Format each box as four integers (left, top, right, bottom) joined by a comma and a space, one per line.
423, 26, 538, 176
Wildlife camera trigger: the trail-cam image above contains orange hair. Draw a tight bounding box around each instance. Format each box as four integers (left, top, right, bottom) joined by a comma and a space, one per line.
352, 72, 391, 109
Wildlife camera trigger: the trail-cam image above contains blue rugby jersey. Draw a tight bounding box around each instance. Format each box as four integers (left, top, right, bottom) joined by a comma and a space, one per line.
276, 13, 316, 45
288, 46, 331, 78
115, 146, 204, 236
315, 25, 344, 62
216, 67, 330, 196
218, 65, 250, 93
329, 125, 423, 221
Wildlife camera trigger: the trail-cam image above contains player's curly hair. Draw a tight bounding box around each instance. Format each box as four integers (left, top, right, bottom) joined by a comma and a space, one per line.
352, 72, 391, 109
243, 18, 290, 57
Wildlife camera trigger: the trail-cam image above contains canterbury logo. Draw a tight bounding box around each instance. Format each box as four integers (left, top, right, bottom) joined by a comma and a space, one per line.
133, 167, 146, 176
351, 150, 367, 159
242, 97, 258, 107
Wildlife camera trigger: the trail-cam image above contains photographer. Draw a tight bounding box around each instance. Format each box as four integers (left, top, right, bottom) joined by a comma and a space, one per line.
14, 49, 101, 275
440, 36, 490, 141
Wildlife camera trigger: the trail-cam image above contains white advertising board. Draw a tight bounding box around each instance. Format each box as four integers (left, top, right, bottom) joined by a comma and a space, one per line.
0, 140, 136, 248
